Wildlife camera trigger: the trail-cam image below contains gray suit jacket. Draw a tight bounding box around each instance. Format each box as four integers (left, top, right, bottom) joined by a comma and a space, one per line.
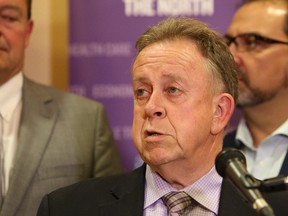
0, 77, 123, 216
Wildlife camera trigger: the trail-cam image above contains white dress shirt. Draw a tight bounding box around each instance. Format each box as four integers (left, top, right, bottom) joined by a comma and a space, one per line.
0, 72, 23, 194
236, 118, 288, 180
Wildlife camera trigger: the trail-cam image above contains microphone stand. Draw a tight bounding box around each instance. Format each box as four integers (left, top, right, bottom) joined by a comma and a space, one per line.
259, 176, 288, 192
239, 175, 288, 216
233, 174, 275, 216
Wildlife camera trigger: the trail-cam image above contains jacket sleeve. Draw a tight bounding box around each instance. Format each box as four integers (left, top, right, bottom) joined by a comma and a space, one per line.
92, 104, 123, 177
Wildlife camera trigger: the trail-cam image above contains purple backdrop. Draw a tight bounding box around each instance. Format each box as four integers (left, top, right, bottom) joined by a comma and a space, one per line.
69, 0, 243, 171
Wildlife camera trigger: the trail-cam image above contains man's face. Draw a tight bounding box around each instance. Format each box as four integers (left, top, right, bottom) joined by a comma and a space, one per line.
0, 0, 33, 85
132, 39, 219, 169
226, 2, 288, 108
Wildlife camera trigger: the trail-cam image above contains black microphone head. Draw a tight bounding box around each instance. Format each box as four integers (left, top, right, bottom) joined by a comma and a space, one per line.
215, 148, 246, 177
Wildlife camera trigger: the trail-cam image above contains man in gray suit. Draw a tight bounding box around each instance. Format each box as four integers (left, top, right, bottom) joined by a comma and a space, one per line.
0, 0, 123, 215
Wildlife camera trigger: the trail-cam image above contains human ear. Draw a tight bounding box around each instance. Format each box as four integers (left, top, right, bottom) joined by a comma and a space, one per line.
211, 93, 235, 135
25, 20, 34, 48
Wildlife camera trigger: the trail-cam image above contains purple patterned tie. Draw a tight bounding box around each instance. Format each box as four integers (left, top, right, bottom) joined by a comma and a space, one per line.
162, 191, 193, 215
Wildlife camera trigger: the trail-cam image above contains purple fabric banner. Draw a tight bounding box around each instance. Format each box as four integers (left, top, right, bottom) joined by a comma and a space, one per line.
69, 0, 243, 171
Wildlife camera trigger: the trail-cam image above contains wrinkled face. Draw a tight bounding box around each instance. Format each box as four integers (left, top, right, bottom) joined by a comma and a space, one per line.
227, 2, 288, 107
132, 39, 218, 168
0, 0, 33, 85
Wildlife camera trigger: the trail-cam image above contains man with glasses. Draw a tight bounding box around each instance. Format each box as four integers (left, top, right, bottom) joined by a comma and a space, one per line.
223, 0, 288, 180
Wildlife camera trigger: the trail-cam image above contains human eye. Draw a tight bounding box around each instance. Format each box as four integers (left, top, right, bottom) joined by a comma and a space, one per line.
135, 88, 146, 97
243, 34, 267, 51
2, 15, 17, 22
134, 85, 151, 100
243, 35, 258, 49
133, 87, 150, 105
1, 9, 20, 23
167, 86, 182, 97
168, 87, 178, 94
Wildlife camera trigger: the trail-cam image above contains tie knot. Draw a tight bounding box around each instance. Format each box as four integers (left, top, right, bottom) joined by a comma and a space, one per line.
162, 191, 193, 215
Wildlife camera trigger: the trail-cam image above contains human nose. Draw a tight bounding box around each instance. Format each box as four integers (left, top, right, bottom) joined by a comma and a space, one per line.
229, 44, 243, 67
144, 92, 166, 119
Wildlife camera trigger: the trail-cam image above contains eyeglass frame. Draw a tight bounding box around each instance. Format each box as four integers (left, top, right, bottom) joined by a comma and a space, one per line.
224, 33, 288, 52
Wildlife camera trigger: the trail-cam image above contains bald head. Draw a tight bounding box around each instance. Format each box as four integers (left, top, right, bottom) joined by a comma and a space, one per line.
228, 0, 287, 39
241, 0, 287, 36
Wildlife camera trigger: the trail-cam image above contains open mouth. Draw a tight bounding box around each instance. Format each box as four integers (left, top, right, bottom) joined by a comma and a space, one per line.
145, 130, 162, 137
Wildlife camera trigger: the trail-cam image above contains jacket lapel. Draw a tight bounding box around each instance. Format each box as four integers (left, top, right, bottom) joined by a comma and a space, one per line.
279, 152, 288, 176
2, 78, 59, 216
99, 165, 146, 216
218, 179, 257, 216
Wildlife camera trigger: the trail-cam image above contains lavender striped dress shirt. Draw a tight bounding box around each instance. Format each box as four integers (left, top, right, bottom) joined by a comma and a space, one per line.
143, 165, 222, 216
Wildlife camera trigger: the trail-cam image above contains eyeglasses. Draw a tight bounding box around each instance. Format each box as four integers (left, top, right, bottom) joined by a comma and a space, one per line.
224, 33, 288, 52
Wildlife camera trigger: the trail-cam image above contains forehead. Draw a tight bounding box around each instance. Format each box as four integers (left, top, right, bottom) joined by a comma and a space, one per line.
132, 39, 211, 86
133, 39, 206, 71
227, 2, 286, 37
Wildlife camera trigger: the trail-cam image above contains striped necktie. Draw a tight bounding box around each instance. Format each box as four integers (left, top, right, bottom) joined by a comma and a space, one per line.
162, 191, 193, 216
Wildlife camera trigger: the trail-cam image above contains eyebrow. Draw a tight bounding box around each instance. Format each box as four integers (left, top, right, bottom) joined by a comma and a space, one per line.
0, 5, 23, 15
225, 32, 260, 37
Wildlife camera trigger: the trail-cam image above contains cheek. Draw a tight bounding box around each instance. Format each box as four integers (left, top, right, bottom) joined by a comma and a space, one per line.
9, 29, 28, 48
132, 111, 143, 147
247, 52, 287, 85
132, 118, 140, 137
172, 103, 213, 142
251, 65, 285, 89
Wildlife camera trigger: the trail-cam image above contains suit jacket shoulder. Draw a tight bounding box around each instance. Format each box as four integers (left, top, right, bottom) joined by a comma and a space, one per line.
219, 178, 288, 216
218, 179, 258, 216
23, 77, 104, 110
37, 165, 146, 216
222, 130, 237, 148
38, 164, 288, 216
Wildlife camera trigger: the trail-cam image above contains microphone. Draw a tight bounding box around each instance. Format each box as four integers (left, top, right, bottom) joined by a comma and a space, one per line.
215, 148, 275, 216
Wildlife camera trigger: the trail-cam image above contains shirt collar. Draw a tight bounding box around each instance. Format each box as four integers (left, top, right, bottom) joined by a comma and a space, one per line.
144, 165, 222, 214
235, 119, 254, 149
0, 72, 23, 122
272, 119, 288, 136
236, 118, 288, 150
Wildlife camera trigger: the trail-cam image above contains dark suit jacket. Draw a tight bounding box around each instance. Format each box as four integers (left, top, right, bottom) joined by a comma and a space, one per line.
223, 130, 288, 176
1, 77, 123, 216
37, 164, 288, 216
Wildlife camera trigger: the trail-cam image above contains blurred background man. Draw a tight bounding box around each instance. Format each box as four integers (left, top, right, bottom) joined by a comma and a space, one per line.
223, 0, 288, 180
0, 0, 122, 215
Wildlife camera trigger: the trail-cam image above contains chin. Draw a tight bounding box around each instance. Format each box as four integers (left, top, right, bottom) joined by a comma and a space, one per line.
144, 153, 176, 168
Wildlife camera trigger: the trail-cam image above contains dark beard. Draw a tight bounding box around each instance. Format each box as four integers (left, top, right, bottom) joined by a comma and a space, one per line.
236, 71, 279, 108
236, 88, 277, 108
237, 63, 288, 108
